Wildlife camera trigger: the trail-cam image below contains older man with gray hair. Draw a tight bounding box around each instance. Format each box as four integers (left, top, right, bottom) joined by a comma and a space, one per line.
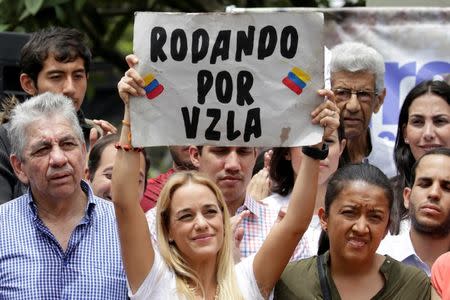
330, 42, 395, 177
0, 93, 127, 299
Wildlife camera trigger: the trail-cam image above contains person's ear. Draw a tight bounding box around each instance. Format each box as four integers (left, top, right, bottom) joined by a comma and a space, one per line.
402, 124, 410, 144
10, 155, 29, 185
403, 187, 412, 210
19, 73, 38, 96
318, 207, 328, 231
373, 88, 386, 113
339, 139, 347, 156
84, 166, 91, 182
189, 146, 201, 169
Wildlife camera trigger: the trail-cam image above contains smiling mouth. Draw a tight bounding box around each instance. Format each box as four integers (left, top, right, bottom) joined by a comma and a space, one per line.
419, 145, 441, 151
192, 234, 214, 242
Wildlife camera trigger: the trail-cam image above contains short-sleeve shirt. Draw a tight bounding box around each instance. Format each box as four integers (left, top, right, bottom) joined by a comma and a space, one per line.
431, 251, 450, 300
0, 181, 127, 299
275, 251, 430, 300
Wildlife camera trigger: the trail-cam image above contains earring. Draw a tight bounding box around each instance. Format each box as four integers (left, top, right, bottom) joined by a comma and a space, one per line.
404, 138, 409, 144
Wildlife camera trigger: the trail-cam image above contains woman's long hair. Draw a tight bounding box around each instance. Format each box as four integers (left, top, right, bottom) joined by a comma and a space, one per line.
156, 171, 243, 300
391, 80, 450, 233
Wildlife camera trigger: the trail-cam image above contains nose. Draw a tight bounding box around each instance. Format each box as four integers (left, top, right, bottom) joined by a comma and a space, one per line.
194, 214, 209, 231
428, 182, 441, 202
344, 93, 361, 113
62, 77, 76, 97
422, 121, 436, 141
352, 216, 369, 234
224, 151, 240, 173
49, 146, 68, 167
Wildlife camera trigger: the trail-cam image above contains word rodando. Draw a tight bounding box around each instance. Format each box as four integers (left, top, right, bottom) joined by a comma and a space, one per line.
150, 25, 300, 64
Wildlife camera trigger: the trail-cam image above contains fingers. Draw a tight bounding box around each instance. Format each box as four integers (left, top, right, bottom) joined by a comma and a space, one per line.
118, 55, 146, 104
125, 54, 139, 69
234, 226, 245, 244
320, 113, 340, 138
92, 119, 117, 135
118, 74, 146, 104
89, 127, 99, 148
263, 149, 273, 169
247, 168, 271, 202
230, 210, 250, 232
311, 90, 340, 138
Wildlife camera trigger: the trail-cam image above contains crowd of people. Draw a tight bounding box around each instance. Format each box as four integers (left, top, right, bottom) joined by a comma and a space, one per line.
0, 25, 448, 300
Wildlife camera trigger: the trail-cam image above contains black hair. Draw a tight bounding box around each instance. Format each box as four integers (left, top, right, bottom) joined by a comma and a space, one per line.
20, 27, 92, 85
317, 163, 393, 255
391, 80, 450, 233
270, 123, 349, 196
87, 133, 151, 187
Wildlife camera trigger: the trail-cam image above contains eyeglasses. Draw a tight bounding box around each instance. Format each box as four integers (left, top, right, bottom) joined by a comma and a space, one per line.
332, 88, 377, 103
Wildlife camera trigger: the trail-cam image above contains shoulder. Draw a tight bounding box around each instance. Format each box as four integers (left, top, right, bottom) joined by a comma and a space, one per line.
275, 256, 319, 297
0, 195, 29, 216
88, 193, 117, 225
282, 256, 317, 279
434, 251, 450, 265
432, 252, 450, 278
261, 192, 288, 209
381, 256, 430, 298
275, 257, 320, 299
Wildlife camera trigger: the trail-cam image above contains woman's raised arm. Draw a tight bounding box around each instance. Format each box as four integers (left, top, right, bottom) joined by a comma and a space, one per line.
112, 55, 154, 294
253, 90, 340, 297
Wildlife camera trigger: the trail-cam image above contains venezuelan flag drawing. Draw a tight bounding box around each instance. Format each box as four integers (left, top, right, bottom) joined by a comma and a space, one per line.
143, 73, 164, 100
282, 67, 311, 95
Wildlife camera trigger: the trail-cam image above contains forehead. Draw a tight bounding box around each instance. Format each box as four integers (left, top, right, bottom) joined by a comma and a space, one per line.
202, 146, 255, 154
332, 180, 390, 209
41, 55, 86, 73
170, 182, 219, 212
409, 94, 450, 114
97, 144, 117, 169
415, 155, 450, 180
331, 71, 376, 89
26, 116, 79, 146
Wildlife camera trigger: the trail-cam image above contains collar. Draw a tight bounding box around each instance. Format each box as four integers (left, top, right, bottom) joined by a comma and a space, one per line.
237, 194, 263, 218
27, 180, 97, 223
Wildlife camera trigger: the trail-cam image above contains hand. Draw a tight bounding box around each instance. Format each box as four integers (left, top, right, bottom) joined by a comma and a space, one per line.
247, 168, 271, 202
88, 119, 117, 147
230, 210, 251, 263
117, 54, 146, 105
311, 89, 340, 139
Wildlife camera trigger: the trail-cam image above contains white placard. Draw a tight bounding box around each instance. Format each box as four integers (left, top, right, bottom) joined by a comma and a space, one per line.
131, 12, 324, 147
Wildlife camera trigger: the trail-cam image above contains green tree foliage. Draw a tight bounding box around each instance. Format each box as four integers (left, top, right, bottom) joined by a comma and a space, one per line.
0, 0, 364, 71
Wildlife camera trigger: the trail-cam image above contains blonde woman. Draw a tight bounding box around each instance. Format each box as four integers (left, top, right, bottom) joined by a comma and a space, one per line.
112, 55, 340, 299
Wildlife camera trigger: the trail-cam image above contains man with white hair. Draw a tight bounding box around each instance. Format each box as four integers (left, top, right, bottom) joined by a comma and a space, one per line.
330, 42, 395, 177
0, 93, 126, 299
